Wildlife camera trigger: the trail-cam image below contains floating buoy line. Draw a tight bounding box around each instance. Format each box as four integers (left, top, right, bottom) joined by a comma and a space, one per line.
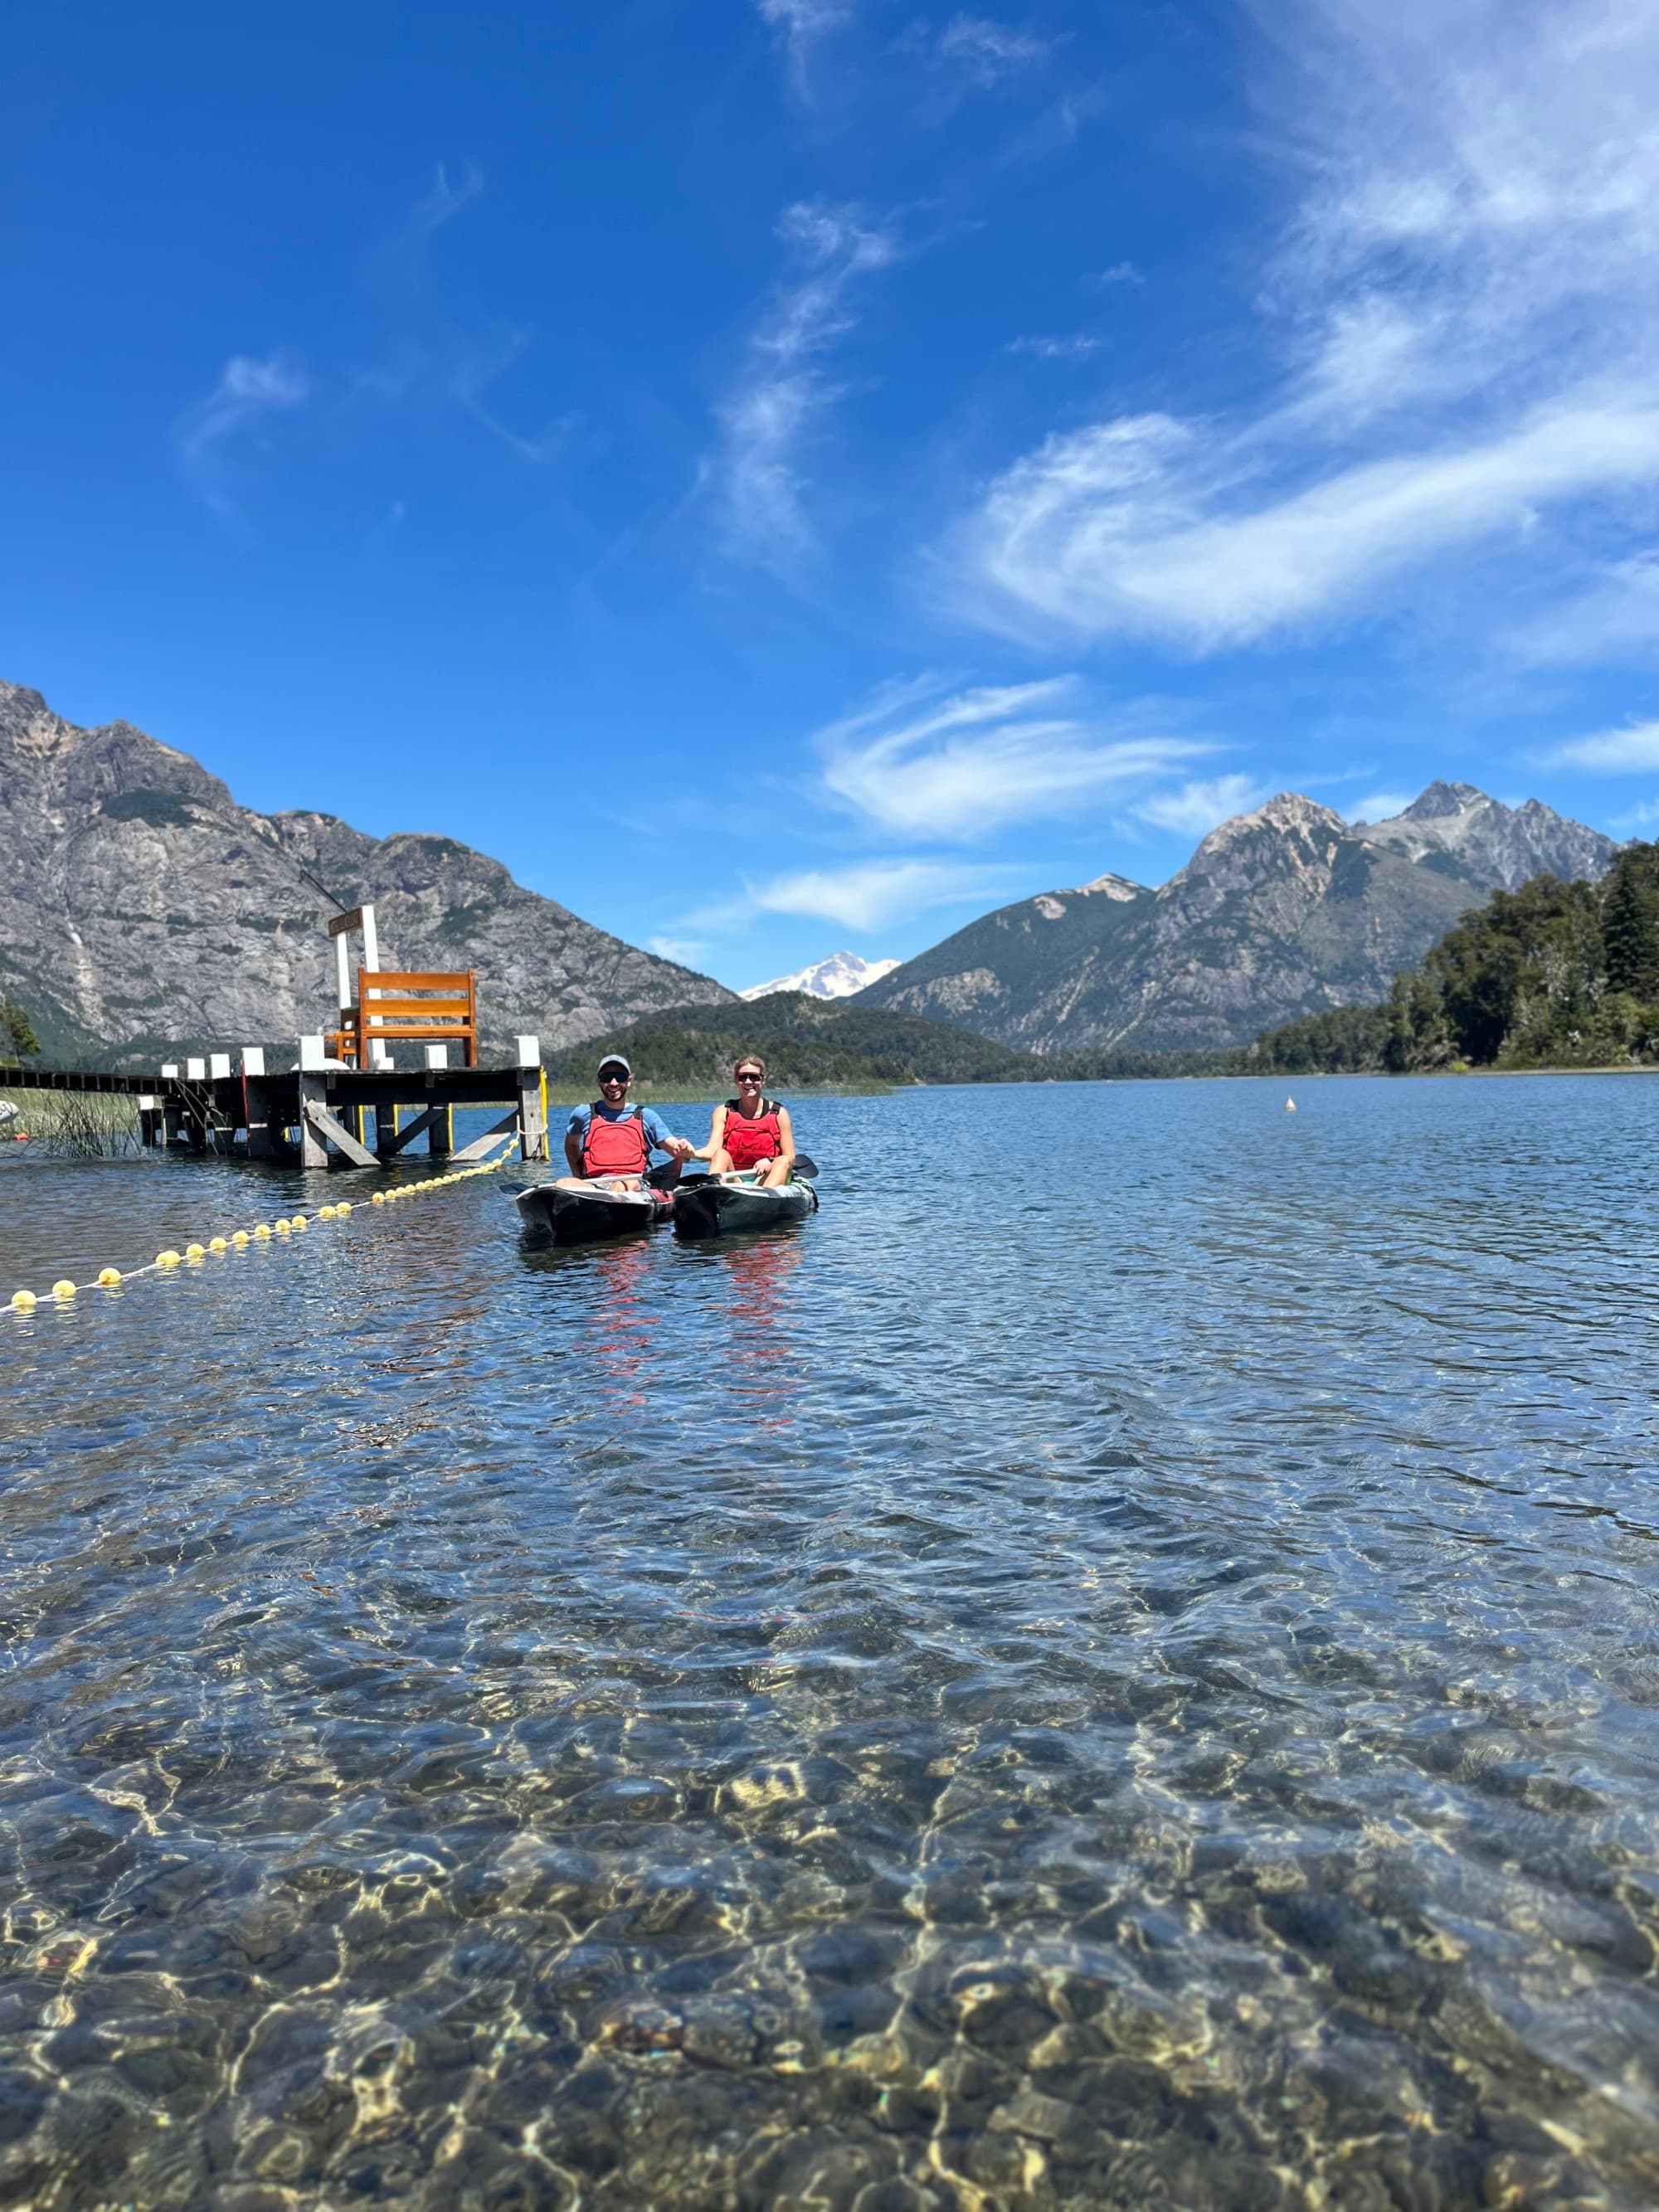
7, 1153, 516, 1315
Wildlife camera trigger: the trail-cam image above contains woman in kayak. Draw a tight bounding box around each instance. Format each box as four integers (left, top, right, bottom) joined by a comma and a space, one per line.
701, 1056, 796, 1189
562, 1055, 696, 1189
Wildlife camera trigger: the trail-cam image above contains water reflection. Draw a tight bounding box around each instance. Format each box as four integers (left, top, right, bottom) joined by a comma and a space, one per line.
2, 1078, 1659, 2208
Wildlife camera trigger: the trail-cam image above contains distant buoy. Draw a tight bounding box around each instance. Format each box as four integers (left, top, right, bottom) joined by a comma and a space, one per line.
51, 1280, 76, 1301
1285, 1098, 1297, 1112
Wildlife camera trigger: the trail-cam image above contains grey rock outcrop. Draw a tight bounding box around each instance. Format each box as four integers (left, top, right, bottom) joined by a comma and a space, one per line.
1356, 781, 1618, 891
0, 680, 735, 1063
858, 785, 1618, 1054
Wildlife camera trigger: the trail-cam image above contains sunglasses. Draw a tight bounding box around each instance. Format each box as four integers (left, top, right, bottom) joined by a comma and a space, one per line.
735, 1070, 764, 1083
599, 1070, 630, 1083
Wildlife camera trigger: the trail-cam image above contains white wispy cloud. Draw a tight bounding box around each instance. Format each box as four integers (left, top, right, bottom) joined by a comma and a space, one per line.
718, 200, 900, 552
1346, 790, 1415, 824
750, 857, 1026, 931
649, 935, 713, 968
815, 673, 1212, 839
1536, 719, 1659, 772
1089, 262, 1142, 288
934, 15, 1053, 86
1133, 775, 1271, 838
1005, 333, 1101, 360
1511, 555, 1659, 666
756, 0, 854, 95
951, 0, 1659, 654
961, 399, 1659, 649
176, 353, 309, 523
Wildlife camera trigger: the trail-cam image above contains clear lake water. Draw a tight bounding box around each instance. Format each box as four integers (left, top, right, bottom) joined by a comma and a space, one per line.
2, 1075, 1658, 2210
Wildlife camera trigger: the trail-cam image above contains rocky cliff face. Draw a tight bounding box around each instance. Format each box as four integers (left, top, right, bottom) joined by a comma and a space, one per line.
0, 681, 735, 1063
1357, 781, 1618, 890
857, 785, 1618, 1053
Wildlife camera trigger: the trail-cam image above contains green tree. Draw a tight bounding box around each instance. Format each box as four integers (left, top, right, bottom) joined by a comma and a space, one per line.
1600, 847, 1659, 999
1384, 969, 1452, 1071
0, 999, 40, 1063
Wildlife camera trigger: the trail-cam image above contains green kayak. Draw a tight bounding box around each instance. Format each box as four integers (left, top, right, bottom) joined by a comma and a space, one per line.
671, 1174, 819, 1240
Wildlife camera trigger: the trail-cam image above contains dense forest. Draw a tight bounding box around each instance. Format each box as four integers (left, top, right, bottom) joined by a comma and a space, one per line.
546, 993, 1228, 1091
1243, 840, 1659, 1073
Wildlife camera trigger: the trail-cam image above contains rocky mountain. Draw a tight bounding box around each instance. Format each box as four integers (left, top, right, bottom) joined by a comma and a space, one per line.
1356, 781, 1618, 890
739, 950, 899, 1002
856, 785, 1618, 1054
0, 680, 735, 1063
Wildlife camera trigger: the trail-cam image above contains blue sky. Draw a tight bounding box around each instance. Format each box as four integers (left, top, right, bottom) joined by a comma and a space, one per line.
5, 1, 1658, 989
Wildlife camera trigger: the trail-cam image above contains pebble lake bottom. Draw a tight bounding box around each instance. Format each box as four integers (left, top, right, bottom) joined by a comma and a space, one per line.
1, 1076, 1657, 2211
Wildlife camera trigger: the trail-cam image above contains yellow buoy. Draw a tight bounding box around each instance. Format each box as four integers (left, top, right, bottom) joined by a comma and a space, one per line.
157, 1250, 182, 1268
336, 1201, 352, 1217
253, 1224, 272, 1240
231, 1230, 250, 1247
371, 1191, 386, 1205
51, 1279, 76, 1300
275, 1219, 292, 1234
208, 1237, 227, 1253
290, 1214, 307, 1231
319, 1204, 337, 1220
98, 1267, 122, 1287
11, 1289, 37, 1311
185, 1243, 207, 1262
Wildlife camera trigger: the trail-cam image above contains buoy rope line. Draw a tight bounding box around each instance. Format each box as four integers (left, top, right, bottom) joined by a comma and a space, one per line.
7, 1147, 518, 1314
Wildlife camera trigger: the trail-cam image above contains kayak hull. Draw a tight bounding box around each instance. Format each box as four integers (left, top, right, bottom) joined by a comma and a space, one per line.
515, 1181, 670, 1247
672, 1178, 818, 1241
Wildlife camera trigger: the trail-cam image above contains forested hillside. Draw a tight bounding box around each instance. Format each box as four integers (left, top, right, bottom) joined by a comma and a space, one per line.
546, 993, 1230, 1090
1243, 842, 1659, 1073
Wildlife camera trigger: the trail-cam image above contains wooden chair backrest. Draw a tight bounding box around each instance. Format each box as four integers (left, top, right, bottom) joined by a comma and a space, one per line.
330, 970, 479, 1067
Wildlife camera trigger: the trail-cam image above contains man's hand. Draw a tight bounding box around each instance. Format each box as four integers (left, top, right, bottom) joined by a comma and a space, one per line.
666, 1136, 695, 1162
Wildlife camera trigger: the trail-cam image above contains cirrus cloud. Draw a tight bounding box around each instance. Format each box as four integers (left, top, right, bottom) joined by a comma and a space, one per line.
815, 673, 1214, 839
946, 0, 1659, 659
1535, 719, 1659, 773
749, 857, 1029, 931
176, 352, 309, 524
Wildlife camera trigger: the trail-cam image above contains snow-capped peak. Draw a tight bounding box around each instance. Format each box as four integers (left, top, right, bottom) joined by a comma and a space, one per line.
739, 950, 900, 1001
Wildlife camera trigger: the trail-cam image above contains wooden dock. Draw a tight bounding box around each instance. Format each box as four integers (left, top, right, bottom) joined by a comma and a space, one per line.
6, 1048, 550, 1171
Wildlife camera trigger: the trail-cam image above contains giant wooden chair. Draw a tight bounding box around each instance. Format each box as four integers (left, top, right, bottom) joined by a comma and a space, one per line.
328, 970, 479, 1067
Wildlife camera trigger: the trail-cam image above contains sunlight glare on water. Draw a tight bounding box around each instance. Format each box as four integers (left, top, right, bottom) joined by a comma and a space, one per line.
2, 1077, 1658, 2209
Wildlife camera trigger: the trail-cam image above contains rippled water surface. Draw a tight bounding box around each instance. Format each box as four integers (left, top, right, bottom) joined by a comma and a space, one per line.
4, 1076, 1659, 2210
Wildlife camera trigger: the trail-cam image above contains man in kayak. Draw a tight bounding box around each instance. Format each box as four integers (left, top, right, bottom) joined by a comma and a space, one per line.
562, 1056, 696, 1189
701, 1055, 796, 1189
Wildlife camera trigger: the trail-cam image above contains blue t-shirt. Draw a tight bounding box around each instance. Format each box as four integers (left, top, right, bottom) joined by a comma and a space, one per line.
567, 1102, 675, 1159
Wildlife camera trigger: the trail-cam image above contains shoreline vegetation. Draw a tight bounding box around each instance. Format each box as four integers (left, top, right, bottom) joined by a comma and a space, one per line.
7, 841, 1657, 1098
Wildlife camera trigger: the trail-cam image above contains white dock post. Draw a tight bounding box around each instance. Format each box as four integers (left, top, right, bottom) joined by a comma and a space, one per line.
516, 1036, 547, 1162
160, 1063, 182, 1149
241, 1047, 274, 1158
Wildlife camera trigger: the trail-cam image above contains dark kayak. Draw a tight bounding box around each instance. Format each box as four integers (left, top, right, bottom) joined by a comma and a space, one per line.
672, 1175, 819, 1241
514, 1179, 673, 1247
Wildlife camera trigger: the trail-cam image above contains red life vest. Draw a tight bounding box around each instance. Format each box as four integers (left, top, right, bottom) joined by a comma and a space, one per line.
581, 1105, 651, 1178
722, 1096, 783, 1171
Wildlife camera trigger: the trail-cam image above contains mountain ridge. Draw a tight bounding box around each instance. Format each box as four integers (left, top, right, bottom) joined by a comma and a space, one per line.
0, 679, 735, 1063
856, 785, 1617, 1053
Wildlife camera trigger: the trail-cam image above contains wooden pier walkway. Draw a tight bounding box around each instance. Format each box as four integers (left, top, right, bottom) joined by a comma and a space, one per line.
6, 1048, 550, 1171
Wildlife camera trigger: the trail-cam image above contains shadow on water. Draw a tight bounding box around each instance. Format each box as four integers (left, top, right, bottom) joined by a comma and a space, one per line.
2, 1078, 1659, 2207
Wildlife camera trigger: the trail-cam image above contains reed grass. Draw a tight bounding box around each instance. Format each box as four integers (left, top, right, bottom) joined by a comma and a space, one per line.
0, 1086, 144, 1159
